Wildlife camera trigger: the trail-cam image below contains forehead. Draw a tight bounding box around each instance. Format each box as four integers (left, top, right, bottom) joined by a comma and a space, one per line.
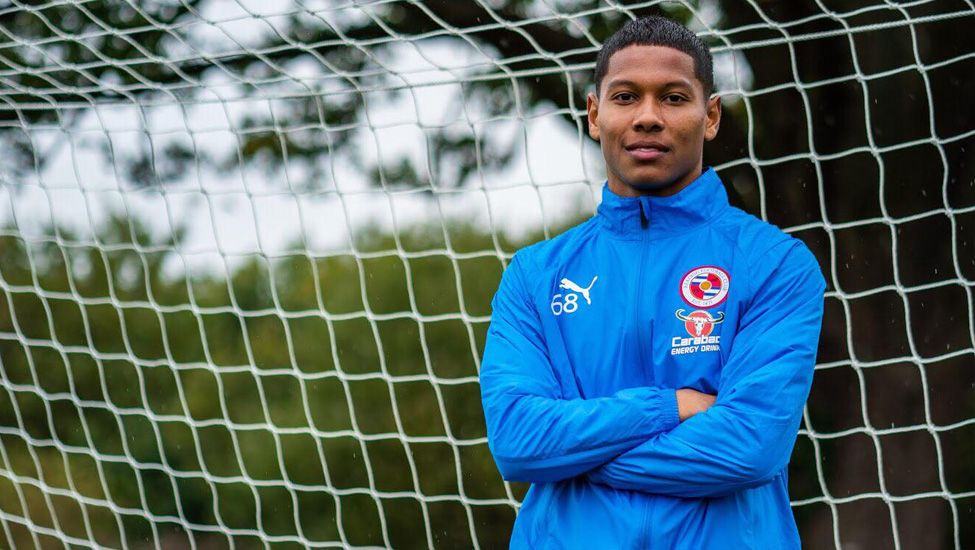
601, 44, 700, 92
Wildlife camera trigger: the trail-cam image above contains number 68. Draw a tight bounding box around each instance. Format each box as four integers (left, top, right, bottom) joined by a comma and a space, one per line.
550, 293, 579, 315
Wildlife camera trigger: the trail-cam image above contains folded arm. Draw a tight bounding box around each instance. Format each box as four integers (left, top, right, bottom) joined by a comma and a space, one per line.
588, 242, 826, 498
480, 254, 680, 483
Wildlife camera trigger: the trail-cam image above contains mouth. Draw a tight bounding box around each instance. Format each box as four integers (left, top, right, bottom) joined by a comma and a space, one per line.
625, 141, 669, 161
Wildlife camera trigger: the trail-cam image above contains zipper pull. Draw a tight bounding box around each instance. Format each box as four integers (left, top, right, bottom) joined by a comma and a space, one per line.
639, 200, 649, 229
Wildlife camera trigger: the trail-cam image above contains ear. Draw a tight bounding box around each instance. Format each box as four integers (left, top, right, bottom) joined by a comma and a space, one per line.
704, 95, 721, 141
586, 92, 600, 141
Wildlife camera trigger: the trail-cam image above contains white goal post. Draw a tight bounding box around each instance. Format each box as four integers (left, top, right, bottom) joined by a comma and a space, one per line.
0, 1, 972, 548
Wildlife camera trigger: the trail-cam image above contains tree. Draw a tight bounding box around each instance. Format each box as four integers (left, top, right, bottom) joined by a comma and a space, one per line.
0, 1, 972, 547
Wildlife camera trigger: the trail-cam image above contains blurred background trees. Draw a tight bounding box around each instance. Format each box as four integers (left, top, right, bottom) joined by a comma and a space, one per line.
0, 215, 524, 547
0, 0, 972, 548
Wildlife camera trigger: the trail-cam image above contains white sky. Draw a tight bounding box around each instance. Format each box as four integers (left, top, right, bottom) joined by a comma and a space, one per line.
0, 0, 747, 278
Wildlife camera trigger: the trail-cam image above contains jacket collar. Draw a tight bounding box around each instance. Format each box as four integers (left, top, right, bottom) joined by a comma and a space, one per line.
596, 167, 729, 239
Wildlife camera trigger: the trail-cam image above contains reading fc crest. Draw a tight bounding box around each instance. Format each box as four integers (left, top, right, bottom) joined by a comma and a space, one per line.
680, 266, 730, 308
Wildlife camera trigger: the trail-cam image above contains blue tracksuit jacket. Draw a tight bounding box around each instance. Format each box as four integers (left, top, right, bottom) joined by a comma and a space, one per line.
480, 168, 826, 549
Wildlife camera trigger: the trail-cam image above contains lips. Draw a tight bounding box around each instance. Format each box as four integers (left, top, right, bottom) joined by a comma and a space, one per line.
625, 141, 669, 161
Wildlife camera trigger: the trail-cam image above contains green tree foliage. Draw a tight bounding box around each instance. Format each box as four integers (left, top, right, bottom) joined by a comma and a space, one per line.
0, 213, 545, 547
1, 0, 973, 547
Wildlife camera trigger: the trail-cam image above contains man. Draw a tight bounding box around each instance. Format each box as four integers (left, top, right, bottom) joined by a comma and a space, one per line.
479, 15, 826, 549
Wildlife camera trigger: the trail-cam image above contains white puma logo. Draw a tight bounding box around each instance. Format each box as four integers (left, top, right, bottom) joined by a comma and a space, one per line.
559, 276, 598, 305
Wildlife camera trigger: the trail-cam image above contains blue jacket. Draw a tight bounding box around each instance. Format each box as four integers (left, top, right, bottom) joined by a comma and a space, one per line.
480, 168, 826, 549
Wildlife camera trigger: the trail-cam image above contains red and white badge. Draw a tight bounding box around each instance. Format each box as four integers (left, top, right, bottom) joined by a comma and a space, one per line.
679, 266, 730, 308
675, 309, 725, 337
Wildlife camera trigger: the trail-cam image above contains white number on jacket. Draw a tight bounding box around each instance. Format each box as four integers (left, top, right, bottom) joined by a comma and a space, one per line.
551, 276, 597, 315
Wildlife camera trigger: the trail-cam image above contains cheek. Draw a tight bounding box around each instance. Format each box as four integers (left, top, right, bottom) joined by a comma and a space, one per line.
598, 112, 626, 137
677, 116, 708, 142
598, 137, 616, 163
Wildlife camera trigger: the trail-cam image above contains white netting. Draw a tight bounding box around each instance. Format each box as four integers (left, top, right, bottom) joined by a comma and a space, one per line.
0, 0, 972, 548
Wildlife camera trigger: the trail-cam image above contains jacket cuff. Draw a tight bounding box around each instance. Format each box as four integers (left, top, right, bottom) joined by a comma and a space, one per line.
613, 386, 681, 434
661, 388, 680, 430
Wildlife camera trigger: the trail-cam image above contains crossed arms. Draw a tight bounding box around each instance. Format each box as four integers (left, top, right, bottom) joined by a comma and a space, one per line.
479, 242, 826, 498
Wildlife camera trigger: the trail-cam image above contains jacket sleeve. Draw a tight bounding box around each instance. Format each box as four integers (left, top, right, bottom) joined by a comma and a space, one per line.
587, 241, 826, 497
480, 252, 681, 483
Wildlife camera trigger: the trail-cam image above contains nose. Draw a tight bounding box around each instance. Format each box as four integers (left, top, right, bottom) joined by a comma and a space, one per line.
632, 98, 664, 132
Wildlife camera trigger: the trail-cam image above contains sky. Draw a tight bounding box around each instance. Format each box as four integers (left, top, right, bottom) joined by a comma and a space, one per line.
0, 0, 744, 278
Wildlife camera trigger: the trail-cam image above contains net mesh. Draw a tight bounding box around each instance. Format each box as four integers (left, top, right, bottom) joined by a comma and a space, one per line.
0, 0, 972, 548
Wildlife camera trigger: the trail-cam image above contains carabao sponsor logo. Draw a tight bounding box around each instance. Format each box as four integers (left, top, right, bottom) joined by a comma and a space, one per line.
675, 309, 725, 337
671, 309, 724, 355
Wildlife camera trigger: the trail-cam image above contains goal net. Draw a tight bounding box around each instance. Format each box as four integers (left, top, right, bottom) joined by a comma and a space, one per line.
0, 0, 972, 548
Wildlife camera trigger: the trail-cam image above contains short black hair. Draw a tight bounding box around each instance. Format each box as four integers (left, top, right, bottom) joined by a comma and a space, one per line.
594, 16, 714, 97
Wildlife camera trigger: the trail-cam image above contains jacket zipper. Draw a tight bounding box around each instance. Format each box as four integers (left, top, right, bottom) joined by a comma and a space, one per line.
635, 198, 650, 371
635, 198, 655, 547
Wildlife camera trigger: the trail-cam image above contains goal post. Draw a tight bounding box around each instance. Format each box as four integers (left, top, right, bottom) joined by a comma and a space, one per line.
0, 1, 972, 548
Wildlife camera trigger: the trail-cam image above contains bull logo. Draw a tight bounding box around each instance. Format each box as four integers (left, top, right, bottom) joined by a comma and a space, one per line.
675, 309, 725, 337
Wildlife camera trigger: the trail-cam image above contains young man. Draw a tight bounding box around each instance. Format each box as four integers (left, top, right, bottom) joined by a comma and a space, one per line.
479, 15, 826, 549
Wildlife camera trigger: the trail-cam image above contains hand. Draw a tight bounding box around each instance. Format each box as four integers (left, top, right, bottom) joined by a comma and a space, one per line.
676, 389, 716, 421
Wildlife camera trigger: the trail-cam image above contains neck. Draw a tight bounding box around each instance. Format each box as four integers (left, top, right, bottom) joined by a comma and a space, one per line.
607, 164, 704, 198
596, 167, 728, 239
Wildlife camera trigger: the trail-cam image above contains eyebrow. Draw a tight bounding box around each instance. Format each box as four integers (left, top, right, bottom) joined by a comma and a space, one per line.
604, 78, 695, 91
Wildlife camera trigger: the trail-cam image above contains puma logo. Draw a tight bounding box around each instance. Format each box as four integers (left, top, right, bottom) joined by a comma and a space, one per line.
559, 276, 598, 305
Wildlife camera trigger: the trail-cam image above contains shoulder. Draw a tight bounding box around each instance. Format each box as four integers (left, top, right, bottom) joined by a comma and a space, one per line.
715, 206, 814, 264
510, 217, 601, 275
714, 206, 825, 293
712, 206, 788, 256
495, 217, 599, 303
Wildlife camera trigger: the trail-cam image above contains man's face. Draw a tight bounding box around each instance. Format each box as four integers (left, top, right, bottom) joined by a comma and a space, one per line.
587, 45, 721, 197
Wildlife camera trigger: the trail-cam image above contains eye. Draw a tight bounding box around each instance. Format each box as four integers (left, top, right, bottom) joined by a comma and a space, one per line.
663, 93, 689, 104
613, 92, 637, 103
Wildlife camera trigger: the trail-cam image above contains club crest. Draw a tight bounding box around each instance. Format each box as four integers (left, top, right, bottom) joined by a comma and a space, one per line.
679, 266, 730, 308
